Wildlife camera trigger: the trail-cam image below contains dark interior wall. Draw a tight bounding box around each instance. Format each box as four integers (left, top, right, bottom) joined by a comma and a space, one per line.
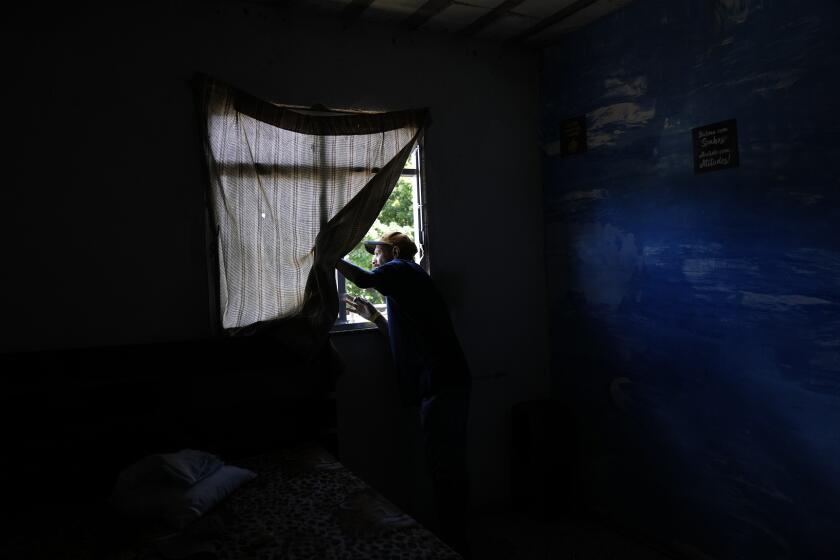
0, 337, 337, 508
541, 0, 840, 558
1, 2, 549, 511
331, 330, 437, 527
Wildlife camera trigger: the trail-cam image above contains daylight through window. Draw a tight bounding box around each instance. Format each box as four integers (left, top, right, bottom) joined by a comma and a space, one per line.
334, 144, 426, 328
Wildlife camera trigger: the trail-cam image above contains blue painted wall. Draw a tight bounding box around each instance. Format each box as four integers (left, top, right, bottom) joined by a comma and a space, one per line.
540, 1, 840, 558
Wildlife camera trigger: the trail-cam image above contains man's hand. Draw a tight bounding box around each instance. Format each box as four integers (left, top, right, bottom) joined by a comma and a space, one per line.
343, 294, 381, 322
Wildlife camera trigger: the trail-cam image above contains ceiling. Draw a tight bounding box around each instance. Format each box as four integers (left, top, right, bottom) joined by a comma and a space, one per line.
255, 0, 634, 47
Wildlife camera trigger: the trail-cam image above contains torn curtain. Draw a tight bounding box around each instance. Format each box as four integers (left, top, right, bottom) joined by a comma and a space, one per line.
196, 76, 428, 366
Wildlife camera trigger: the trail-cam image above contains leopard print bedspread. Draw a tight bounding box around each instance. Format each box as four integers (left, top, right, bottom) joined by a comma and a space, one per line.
212, 444, 462, 559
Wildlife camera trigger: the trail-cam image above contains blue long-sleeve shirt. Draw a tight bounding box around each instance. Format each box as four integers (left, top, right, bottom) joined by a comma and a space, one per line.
343, 259, 471, 405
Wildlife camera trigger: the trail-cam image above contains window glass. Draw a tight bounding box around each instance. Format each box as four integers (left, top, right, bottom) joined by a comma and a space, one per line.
335, 145, 424, 327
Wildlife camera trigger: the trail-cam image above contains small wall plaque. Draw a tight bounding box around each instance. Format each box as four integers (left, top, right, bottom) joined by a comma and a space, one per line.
692, 119, 739, 173
560, 116, 587, 156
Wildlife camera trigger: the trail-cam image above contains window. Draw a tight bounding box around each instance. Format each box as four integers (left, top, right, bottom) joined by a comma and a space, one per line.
200, 77, 429, 334
333, 143, 427, 330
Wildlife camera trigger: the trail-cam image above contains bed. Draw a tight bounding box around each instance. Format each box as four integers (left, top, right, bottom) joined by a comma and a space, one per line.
5, 443, 462, 560
210, 444, 460, 559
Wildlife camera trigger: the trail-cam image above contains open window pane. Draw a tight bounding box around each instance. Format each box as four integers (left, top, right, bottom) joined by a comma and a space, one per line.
334, 146, 424, 327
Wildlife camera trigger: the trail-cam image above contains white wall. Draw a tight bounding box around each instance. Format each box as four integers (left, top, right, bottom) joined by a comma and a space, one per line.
1, 2, 550, 513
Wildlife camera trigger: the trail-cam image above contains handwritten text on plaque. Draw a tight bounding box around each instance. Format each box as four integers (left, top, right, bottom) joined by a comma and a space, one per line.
692, 119, 739, 174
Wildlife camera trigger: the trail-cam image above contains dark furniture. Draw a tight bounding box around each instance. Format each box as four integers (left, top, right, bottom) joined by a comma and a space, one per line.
1, 336, 338, 509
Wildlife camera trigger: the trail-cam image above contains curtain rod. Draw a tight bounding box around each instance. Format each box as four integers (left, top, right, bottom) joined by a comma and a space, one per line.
270, 102, 387, 116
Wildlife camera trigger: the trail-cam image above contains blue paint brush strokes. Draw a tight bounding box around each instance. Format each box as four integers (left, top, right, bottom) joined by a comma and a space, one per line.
541, 1, 840, 558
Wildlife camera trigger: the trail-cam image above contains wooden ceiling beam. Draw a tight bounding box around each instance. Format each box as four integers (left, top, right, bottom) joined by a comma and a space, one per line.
341, 0, 376, 22
402, 0, 454, 30
511, 0, 600, 42
458, 0, 526, 38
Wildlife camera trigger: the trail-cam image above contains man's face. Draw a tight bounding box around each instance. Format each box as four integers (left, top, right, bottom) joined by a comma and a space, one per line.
372, 244, 395, 268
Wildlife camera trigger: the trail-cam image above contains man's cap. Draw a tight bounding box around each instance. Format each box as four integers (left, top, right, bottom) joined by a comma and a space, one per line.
364, 231, 418, 259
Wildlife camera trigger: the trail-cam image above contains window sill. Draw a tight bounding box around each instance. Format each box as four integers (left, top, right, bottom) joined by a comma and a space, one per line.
330, 321, 379, 335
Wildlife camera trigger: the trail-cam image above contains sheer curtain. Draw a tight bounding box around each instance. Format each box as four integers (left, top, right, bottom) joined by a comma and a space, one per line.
197, 76, 428, 343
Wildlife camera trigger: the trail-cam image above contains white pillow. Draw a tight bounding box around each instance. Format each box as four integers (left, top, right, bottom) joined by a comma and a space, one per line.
111, 464, 257, 529
164, 465, 257, 529
116, 449, 223, 488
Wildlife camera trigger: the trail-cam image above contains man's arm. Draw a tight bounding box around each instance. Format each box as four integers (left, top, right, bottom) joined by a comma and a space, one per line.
371, 312, 389, 342
336, 259, 377, 289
